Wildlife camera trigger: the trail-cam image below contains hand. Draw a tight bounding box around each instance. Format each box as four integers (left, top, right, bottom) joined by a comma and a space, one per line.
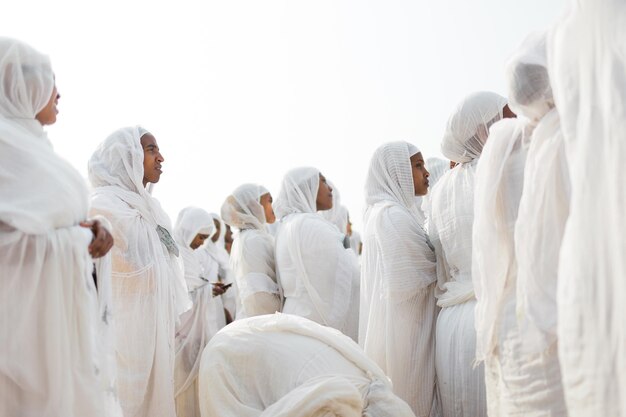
212, 282, 228, 297
80, 219, 114, 259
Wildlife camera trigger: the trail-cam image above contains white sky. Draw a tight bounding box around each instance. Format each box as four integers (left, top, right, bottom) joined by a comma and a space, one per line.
2, 0, 565, 231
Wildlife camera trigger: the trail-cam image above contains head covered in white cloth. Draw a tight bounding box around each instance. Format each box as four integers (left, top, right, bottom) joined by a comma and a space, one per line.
0, 37, 88, 234
365, 141, 420, 210
88, 126, 172, 229
221, 183, 270, 231
506, 31, 553, 124
441, 91, 508, 163
273, 167, 321, 219
174, 206, 215, 250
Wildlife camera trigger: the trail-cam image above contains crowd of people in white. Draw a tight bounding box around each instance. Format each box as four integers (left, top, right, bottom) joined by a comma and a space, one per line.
1, 1, 624, 416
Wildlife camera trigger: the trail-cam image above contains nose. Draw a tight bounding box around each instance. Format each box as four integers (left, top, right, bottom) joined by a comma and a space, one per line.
424, 168, 430, 178
157, 152, 164, 163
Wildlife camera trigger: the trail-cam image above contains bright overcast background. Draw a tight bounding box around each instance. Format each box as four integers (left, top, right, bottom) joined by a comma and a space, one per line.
2, 0, 565, 232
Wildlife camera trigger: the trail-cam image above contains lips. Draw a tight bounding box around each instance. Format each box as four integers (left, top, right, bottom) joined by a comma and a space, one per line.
155, 165, 162, 173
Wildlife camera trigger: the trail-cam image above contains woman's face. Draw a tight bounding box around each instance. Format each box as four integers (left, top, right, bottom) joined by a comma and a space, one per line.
141, 133, 164, 187
260, 192, 276, 224
211, 218, 221, 243
190, 233, 210, 250
35, 84, 60, 126
316, 173, 333, 211
224, 225, 233, 254
410, 152, 430, 196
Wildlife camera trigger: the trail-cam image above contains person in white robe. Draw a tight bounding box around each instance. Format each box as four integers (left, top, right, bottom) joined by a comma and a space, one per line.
428, 91, 510, 417
203, 213, 237, 322
549, 2, 626, 415
174, 206, 225, 417
88, 126, 191, 417
422, 157, 449, 231
360, 141, 437, 417
0, 36, 117, 417
273, 167, 360, 341
221, 183, 282, 319
472, 32, 566, 417
198, 313, 416, 417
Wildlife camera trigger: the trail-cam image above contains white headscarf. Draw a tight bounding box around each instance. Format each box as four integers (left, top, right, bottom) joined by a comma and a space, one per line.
273, 167, 320, 219
0, 37, 88, 234
88, 126, 173, 231
174, 206, 215, 289
441, 92, 508, 163
506, 32, 553, 124
365, 141, 419, 210
221, 183, 269, 231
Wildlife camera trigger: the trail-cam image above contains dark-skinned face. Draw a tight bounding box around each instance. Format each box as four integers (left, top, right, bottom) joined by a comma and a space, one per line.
141, 134, 164, 187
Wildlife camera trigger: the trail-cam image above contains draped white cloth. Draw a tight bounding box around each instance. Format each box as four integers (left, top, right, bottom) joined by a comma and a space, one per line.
472, 117, 529, 416
173, 207, 224, 417
274, 167, 360, 340
349, 230, 362, 257
549, 2, 626, 415
89, 126, 191, 417
206, 213, 237, 318
360, 141, 438, 417
198, 313, 416, 417
422, 157, 449, 230
473, 33, 569, 416
221, 184, 281, 319
0, 37, 109, 417
429, 92, 507, 417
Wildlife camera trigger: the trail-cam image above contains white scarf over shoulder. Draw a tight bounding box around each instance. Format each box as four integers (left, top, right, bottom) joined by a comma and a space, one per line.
88, 126, 190, 417
221, 184, 281, 319
361, 141, 437, 416
548, 2, 624, 414
0, 37, 107, 417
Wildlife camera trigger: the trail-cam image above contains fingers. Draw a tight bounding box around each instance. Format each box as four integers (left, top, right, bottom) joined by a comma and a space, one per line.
88, 221, 114, 259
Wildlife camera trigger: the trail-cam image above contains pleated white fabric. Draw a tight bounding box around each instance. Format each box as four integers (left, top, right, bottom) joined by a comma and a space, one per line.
472, 117, 529, 416
221, 184, 281, 319
429, 92, 507, 417
173, 207, 224, 417
549, 2, 626, 415
274, 167, 360, 340
360, 141, 438, 417
89, 126, 191, 417
0, 37, 111, 417
198, 313, 416, 417
482, 33, 569, 416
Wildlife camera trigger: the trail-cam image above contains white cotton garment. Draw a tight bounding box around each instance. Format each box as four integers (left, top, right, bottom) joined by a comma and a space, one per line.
274, 167, 360, 341
429, 91, 507, 417
0, 37, 110, 417
473, 32, 569, 416
88, 126, 191, 417
173, 207, 224, 417
349, 230, 362, 257
221, 184, 281, 319
198, 313, 416, 417
206, 213, 237, 319
360, 141, 438, 417
422, 157, 449, 229
472, 117, 529, 416
549, 2, 626, 415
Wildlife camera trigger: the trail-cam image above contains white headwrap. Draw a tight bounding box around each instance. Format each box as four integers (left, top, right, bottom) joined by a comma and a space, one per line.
0, 37, 88, 233
174, 206, 215, 291
365, 141, 419, 210
221, 183, 269, 231
506, 31, 553, 124
273, 167, 320, 219
441, 92, 508, 163
88, 126, 174, 231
